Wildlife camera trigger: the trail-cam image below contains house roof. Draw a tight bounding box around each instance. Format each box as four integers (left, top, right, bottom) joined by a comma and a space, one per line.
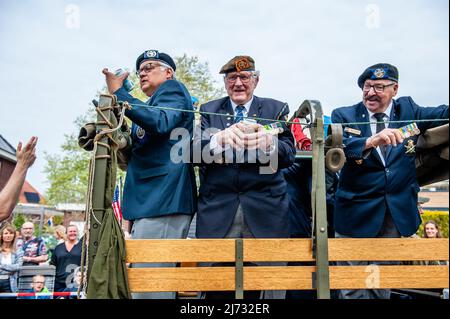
0, 134, 16, 162
19, 180, 46, 204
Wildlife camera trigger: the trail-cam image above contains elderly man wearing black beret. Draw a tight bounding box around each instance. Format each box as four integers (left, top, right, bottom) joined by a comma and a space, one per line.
194, 55, 296, 299
331, 63, 449, 299
103, 50, 197, 299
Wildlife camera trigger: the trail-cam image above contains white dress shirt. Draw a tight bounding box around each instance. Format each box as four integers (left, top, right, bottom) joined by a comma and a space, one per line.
210, 97, 254, 154
366, 100, 393, 166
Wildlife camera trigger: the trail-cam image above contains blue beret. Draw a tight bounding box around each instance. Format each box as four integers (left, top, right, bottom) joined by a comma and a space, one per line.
357, 63, 399, 88
136, 50, 176, 72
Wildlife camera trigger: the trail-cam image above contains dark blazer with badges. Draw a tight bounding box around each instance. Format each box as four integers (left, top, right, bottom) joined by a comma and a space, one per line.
114, 80, 197, 220
331, 96, 448, 238
194, 96, 296, 238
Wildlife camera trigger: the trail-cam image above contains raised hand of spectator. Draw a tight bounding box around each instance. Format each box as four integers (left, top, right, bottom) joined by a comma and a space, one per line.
16, 136, 38, 170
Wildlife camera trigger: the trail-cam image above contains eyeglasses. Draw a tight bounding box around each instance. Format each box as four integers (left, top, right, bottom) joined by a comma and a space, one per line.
363, 82, 396, 93
225, 73, 255, 84
136, 63, 162, 78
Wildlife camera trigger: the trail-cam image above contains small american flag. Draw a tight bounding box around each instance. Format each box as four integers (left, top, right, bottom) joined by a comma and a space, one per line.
112, 184, 123, 225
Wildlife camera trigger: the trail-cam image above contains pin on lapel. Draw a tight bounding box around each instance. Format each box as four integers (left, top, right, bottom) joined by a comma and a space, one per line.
404, 139, 416, 154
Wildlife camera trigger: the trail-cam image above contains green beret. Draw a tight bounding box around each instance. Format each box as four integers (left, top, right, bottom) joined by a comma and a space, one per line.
219, 56, 255, 74
358, 63, 399, 88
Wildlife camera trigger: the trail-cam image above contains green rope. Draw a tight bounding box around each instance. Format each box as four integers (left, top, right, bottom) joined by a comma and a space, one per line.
126, 102, 449, 127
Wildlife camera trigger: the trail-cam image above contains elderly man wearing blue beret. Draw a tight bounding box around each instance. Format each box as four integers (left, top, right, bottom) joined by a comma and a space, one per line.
103, 50, 197, 299
331, 63, 449, 299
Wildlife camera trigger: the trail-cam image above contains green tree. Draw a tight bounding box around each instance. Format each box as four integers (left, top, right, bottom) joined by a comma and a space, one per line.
44, 54, 223, 204
44, 110, 94, 204
174, 54, 225, 103
12, 213, 26, 230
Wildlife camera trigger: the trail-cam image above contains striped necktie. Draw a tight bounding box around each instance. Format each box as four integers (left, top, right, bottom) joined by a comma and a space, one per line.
235, 105, 245, 123
374, 112, 387, 159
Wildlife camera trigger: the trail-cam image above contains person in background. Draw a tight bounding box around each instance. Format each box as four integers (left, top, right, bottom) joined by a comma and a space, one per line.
50, 225, 82, 292
16, 222, 48, 266
0, 137, 37, 222
20, 274, 52, 299
54, 225, 67, 245
0, 224, 23, 294
423, 220, 442, 239
60, 266, 84, 299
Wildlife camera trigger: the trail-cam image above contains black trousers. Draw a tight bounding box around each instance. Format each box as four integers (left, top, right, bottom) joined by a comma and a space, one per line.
0, 278, 12, 293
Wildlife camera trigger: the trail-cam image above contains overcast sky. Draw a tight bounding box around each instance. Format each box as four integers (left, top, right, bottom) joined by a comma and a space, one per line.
0, 0, 448, 195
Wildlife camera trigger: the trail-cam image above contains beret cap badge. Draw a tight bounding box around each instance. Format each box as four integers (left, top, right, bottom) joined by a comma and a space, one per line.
373, 68, 386, 79
235, 58, 251, 72
144, 50, 158, 58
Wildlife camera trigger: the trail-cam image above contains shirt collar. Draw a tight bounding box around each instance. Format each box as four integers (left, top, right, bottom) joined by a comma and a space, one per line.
367, 100, 393, 120
230, 96, 254, 114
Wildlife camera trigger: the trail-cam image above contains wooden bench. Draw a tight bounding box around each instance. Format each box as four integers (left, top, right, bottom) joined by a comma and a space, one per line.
125, 238, 449, 297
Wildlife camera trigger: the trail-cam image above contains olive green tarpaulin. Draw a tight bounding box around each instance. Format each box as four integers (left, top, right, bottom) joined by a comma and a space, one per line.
79, 96, 131, 299
86, 143, 131, 299
86, 207, 131, 298
86, 144, 131, 299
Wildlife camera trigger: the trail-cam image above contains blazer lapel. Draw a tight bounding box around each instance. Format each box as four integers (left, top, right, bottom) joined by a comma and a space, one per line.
385, 99, 401, 160
357, 103, 372, 138
248, 96, 262, 123
219, 98, 234, 130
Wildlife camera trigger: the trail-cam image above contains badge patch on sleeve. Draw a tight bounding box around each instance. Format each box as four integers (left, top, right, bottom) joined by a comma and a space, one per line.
344, 127, 361, 136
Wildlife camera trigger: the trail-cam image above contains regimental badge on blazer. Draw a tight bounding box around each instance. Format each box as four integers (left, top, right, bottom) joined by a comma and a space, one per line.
136, 126, 146, 139
344, 127, 362, 136
404, 139, 416, 155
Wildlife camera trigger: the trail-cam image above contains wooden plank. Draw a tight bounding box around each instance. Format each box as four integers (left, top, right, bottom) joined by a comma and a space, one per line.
243, 239, 314, 262
125, 239, 235, 263
329, 265, 449, 289
245, 265, 449, 290
125, 239, 314, 263
128, 267, 235, 292
328, 238, 449, 261
244, 266, 315, 290
125, 238, 449, 263
127, 265, 449, 292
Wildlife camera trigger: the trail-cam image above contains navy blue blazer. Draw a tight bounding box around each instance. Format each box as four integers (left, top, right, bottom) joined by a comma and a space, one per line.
114, 80, 197, 220
195, 96, 296, 238
331, 97, 448, 238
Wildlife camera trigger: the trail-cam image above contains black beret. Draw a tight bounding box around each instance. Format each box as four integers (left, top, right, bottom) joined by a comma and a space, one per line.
136, 50, 176, 72
219, 55, 255, 74
357, 63, 399, 88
